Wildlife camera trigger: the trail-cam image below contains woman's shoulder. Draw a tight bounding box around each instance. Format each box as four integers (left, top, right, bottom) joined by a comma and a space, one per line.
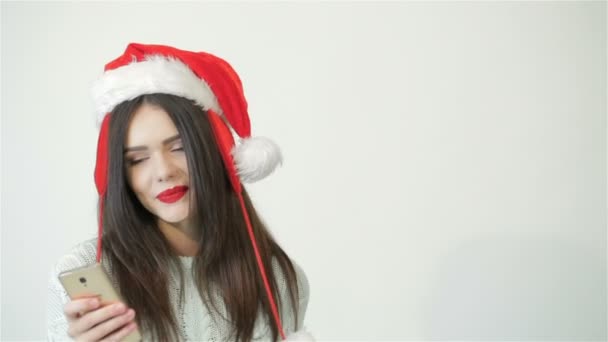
52, 237, 99, 275
271, 256, 310, 301
47, 237, 99, 339
259, 256, 310, 337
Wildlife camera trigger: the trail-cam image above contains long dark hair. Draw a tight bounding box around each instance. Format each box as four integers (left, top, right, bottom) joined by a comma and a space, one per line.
102, 93, 300, 342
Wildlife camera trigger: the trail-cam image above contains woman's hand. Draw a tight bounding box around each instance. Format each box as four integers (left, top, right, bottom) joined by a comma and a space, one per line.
63, 297, 137, 341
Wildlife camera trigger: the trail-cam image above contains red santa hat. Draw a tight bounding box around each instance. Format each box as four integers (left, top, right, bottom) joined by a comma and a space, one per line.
91, 43, 311, 341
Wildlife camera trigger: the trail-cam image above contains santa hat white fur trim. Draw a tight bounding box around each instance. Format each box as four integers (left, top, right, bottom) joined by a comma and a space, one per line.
91, 55, 222, 126
285, 329, 315, 341
233, 136, 283, 182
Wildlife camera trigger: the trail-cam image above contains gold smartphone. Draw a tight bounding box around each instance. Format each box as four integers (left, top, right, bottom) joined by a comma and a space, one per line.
58, 263, 142, 342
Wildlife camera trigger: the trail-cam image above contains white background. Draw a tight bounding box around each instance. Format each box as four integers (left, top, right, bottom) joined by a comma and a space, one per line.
1, 2, 606, 341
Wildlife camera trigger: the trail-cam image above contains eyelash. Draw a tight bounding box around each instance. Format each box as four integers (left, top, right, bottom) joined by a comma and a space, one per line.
126, 147, 184, 166
128, 159, 146, 166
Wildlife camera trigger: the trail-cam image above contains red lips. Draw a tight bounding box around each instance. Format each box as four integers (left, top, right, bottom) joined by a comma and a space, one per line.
156, 185, 188, 203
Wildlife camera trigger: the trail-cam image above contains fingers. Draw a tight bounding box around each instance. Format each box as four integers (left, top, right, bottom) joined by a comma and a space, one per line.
83, 307, 137, 342
100, 320, 138, 342
68, 302, 131, 340
64, 297, 100, 322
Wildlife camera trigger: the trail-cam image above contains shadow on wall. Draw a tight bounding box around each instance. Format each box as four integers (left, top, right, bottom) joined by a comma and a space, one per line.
421, 233, 606, 341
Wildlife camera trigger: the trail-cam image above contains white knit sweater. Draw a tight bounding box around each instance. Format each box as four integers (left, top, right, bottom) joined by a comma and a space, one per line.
46, 238, 310, 341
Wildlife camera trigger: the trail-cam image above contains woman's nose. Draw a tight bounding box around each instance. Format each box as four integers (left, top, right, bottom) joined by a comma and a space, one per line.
153, 153, 177, 182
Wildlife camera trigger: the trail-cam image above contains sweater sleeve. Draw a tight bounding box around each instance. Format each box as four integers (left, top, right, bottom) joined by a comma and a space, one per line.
46, 239, 98, 341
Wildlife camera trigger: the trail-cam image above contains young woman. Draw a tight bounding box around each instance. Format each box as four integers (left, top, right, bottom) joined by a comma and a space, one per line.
46, 43, 311, 342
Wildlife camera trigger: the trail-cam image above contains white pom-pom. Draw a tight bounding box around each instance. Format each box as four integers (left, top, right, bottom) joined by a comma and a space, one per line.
285, 329, 315, 341
232, 136, 282, 183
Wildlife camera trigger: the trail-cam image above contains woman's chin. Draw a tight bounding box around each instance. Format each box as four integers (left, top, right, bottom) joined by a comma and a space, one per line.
157, 211, 190, 225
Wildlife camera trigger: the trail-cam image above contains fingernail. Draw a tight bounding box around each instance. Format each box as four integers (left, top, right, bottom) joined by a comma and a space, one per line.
114, 303, 125, 311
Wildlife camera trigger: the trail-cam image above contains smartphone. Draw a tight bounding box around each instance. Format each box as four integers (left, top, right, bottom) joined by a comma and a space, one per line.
58, 263, 142, 342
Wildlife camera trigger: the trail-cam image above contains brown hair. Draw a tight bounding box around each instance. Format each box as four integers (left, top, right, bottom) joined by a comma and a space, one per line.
101, 93, 300, 341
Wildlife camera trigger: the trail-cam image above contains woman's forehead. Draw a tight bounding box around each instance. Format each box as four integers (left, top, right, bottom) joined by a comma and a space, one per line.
125, 103, 179, 147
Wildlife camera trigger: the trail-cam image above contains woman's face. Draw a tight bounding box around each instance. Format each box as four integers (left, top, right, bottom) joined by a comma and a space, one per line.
124, 103, 190, 226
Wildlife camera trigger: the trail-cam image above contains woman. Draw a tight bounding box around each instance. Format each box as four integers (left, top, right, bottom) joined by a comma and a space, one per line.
46, 43, 311, 342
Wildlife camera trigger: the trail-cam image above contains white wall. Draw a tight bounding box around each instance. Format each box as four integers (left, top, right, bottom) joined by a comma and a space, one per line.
2, 2, 606, 340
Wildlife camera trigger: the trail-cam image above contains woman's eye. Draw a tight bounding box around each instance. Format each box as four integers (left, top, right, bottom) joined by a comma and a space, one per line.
127, 158, 146, 166
172, 147, 184, 152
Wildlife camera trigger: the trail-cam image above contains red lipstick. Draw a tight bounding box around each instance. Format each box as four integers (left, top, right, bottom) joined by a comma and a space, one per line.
156, 185, 188, 204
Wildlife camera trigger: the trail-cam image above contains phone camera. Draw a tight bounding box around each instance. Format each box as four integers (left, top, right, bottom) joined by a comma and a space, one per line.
79, 277, 86, 284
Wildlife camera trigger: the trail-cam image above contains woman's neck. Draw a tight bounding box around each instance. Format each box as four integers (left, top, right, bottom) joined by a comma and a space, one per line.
158, 219, 200, 257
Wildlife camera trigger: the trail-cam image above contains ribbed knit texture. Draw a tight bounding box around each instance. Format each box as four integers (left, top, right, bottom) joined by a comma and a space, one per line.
46, 238, 309, 341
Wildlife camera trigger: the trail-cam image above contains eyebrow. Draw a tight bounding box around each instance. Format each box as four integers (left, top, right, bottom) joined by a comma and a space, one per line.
124, 134, 181, 153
